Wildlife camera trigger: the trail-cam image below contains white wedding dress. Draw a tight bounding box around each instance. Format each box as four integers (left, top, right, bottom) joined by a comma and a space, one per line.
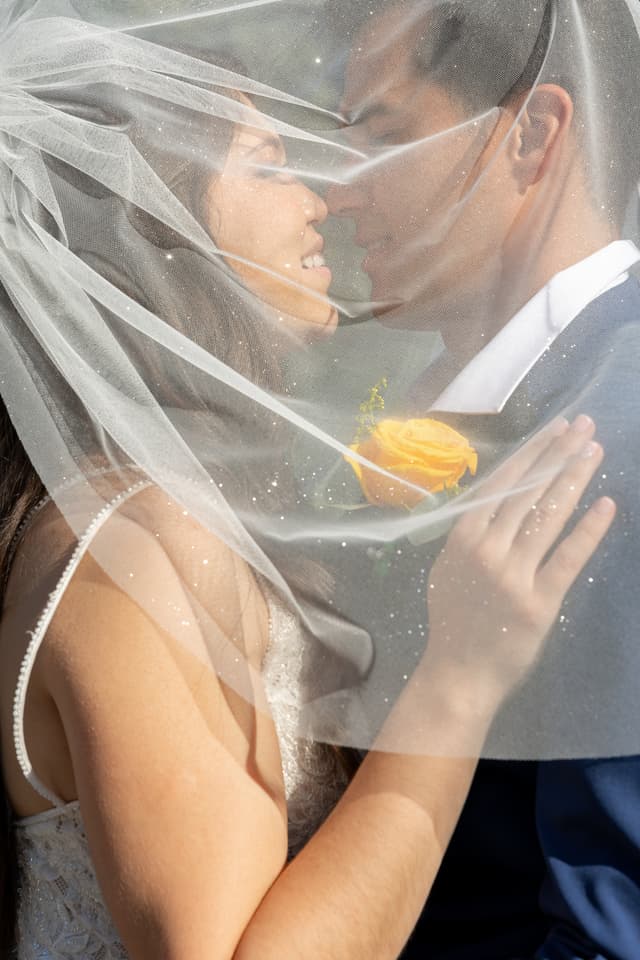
11, 491, 348, 960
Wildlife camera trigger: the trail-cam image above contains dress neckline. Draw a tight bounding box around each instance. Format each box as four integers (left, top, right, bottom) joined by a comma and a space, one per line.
15, 799, 81, 829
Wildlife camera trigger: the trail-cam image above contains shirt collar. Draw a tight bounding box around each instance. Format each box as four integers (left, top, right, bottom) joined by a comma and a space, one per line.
429, 240, 640, 415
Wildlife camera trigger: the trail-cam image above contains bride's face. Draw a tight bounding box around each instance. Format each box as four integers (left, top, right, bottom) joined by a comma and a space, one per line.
206, 121, 339, 340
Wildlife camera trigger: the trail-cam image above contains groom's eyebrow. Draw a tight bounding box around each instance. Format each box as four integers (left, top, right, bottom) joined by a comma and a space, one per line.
348, 102, 395, 126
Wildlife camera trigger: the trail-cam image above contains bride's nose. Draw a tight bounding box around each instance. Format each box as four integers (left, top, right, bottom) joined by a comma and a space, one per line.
300, 183, 328, 226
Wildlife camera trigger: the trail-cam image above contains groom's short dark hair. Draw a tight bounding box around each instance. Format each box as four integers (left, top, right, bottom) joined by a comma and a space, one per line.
410, 0, 640, 226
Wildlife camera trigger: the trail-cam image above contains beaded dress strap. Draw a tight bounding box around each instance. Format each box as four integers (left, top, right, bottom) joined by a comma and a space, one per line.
12, 480, 151, 808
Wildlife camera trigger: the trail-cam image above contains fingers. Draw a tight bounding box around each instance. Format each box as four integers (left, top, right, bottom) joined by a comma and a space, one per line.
537, 496, 616, 600
491, 416, 597, 552
454, 416, 570, 536
509, 441, 604, 564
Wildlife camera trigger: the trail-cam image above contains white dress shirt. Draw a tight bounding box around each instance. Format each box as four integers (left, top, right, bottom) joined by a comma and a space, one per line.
430, 240, 640, 415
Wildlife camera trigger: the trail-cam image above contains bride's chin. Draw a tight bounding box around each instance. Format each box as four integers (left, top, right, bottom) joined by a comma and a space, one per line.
309, 307, 340, 341
274, 306, 339, 349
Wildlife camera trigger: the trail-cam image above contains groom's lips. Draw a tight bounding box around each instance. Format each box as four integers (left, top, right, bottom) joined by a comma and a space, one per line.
357, 231, 393, 253
361, 234, 394, 277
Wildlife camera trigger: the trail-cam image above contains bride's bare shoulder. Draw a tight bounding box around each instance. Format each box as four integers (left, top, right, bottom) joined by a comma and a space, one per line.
1, 483, 282, 823
4, 480, 269, 672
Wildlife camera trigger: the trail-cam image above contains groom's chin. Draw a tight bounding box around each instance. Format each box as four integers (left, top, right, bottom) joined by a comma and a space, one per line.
366, 278, 440, 331
370, 301, 437, 332
369, 297, 410, 324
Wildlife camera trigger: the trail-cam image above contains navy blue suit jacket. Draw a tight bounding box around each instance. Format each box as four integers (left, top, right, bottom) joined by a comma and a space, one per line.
404, 276, 640, 959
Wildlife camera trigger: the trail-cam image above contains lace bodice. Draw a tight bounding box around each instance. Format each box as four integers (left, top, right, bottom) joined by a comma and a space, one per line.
12, 491, 348, 960
15, 804, 128, 960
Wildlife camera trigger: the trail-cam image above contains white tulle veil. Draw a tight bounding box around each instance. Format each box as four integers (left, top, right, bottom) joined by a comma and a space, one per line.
1, 0, 640, 760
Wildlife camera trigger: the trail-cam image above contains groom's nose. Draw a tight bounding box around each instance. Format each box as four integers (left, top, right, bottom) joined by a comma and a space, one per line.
326, 177, 368, 218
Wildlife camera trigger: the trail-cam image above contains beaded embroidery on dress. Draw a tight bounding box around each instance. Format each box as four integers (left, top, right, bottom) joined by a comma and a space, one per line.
261, 587, 349, 859
13, 496, 347, 959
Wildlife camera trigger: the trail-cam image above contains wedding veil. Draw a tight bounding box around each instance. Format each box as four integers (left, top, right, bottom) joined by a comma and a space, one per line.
1, 0, 640, 761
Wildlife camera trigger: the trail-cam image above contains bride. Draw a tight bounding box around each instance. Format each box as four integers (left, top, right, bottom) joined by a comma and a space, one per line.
0, 6, 615, 959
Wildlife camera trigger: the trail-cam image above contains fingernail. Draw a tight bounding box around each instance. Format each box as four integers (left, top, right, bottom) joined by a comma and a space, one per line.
550, 416, 569, 436
594, 497, 615, 516
580, 441, 599, 459
572, 415, 594, 434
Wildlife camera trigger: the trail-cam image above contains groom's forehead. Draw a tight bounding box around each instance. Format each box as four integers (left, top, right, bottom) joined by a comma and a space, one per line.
341, 39, 462, 138
340, 3, 527, 121
341, 12, 427, 118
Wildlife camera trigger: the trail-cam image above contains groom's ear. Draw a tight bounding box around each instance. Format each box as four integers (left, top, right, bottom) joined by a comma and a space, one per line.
509, 84, 574, 190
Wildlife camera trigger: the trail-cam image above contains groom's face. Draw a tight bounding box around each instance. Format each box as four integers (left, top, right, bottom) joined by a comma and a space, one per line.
329, 14, 519, 328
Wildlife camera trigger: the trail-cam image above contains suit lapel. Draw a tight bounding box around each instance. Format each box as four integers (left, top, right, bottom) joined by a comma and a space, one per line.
414, 278, 640, 479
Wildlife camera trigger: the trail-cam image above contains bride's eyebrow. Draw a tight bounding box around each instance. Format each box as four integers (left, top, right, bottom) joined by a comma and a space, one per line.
238, 134, 282, 158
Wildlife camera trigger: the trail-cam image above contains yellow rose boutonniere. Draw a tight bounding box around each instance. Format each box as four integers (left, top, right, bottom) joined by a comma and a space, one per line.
348, 417, 478, 509
345, 379, 477, 510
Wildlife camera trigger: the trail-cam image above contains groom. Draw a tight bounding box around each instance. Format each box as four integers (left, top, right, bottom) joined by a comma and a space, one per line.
329, 1, 640, 958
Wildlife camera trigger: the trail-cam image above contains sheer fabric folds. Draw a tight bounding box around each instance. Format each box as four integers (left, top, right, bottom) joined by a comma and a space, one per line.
1, 0, 640, 759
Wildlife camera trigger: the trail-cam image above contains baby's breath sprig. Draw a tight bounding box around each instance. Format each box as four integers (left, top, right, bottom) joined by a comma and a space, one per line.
354, 377, 388, 444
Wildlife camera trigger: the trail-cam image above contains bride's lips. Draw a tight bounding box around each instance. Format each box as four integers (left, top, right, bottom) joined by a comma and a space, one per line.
305, 263, 332, 282
302, 258, 331, 271
300, 245, 332, 285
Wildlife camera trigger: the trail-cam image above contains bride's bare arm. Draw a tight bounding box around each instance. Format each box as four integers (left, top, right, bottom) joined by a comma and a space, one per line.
235, 416, 615, 960
41, 416, 613, 960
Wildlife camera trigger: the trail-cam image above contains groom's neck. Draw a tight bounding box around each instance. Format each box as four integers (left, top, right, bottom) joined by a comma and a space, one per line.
495, 186, 617, 340
442, 222, 617, 371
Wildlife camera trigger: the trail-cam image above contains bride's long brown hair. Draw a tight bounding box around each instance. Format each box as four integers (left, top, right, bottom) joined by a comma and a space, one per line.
0, 381, 46, 955
0, 79, 358, 954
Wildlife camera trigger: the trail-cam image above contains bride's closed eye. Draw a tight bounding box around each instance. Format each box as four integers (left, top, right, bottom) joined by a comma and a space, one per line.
234, 137, 294, 184
252, 159, 295, 183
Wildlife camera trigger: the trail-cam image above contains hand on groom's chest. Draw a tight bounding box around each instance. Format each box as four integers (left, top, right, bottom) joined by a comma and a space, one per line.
407, 240, 640, 475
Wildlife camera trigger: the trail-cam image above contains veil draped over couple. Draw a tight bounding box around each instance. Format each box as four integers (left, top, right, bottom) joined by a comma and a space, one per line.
1, 0, 640, 957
